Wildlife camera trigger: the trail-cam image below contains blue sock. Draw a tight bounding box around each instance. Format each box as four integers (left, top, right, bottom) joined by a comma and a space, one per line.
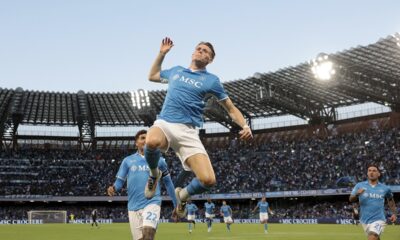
264, 224, 268, 230
186, 178, 210, 195
144, 146, 160, 170
227, 224, 230, 231
189, 223, 192, 230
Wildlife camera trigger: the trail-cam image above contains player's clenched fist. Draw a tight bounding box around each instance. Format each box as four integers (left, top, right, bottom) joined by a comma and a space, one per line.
107, 186, 115, 196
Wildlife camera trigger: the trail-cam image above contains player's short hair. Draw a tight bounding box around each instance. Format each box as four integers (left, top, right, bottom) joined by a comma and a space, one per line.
134, 130, 147, 141
367, 163, 380, 172
198, 42, 215, 60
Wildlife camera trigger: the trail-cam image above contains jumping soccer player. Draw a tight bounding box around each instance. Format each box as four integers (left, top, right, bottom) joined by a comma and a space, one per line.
144, 37, 253, 218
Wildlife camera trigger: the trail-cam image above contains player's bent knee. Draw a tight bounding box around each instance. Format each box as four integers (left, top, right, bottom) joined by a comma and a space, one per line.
367, 232, 379, 240
200, 176, 216, 187
143, 227, 156, 240
145, 137, 162, 149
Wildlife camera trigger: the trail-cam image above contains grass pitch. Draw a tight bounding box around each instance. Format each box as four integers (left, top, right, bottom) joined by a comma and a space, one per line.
0, 223, 399, 240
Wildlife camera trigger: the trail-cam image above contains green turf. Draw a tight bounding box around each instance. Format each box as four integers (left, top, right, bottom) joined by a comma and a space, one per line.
0, 223, 399, 240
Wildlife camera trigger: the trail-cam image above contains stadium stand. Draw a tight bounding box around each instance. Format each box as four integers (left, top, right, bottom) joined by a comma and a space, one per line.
1, 34, 399, 223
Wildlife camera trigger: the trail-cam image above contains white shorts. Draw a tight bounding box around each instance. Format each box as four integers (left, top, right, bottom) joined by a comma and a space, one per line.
128, 204, 160, 240
205, 213, 214, 219
362, 220, 386, 236
223, 216, 233, 223
153, 119, 208, 171
187, 214, 195, 221
260, 213, 269, 221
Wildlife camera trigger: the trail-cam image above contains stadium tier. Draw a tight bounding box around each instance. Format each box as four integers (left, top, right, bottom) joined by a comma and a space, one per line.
0, 34, 399, 225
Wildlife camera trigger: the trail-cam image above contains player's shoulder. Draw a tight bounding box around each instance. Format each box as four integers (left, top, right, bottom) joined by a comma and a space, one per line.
355, 181, 367, 187
377, 182, 390, 190
122, 153, 137, 162
204, 71, 220, 82
170, 65, 185, 72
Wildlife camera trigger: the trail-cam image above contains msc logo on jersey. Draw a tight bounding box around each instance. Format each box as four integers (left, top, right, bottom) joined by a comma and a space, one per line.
130, 165, 150, 172
178, 76, 203, 88
367, 193, 384, 199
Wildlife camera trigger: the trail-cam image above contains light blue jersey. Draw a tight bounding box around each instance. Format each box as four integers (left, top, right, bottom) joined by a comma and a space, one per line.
257, 201, 269, 213
351, 181, 393, 224
186, 203, 198, 215
159, 66, 228, 127
114, 152, 170, 211
204, 202, 215, 214
221, 205, 232, 217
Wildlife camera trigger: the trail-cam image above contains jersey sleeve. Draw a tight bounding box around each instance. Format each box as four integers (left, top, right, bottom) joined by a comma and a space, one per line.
160, 66, 178, 84
350, 183, 361, 196
385, 186, 394, 198
114, 157, 129, 191
210, 77, 228, 101
116, 158, 129, 181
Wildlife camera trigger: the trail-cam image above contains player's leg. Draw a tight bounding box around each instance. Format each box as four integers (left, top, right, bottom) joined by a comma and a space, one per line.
187, 215, 192, 233
208, 215, 214, 231
264, 220, 268, 233
142, 204, 161, 240
144, 125, 168, 198
364, 221, 385, 240
128, 210, 144, 240
176, 153, 215, 200
367, 232, 379, 240
175, 154, 215, 216
260, 213, 268, 233
143, 227, 156, 240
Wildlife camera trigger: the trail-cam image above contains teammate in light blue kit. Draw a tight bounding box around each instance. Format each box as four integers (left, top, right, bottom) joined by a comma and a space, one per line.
220, 201, 233, 232
185, 199, 198, 233
252, 196, 273, 234
349, 163, 397, 240
145, 37, 253, 218
107, 130, 177, 240
204, 198, 215, 232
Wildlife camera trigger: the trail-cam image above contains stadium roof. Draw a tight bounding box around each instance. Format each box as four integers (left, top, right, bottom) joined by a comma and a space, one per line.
1, 33, 400, 130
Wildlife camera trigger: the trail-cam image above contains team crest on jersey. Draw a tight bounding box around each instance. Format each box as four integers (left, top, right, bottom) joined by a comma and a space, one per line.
172, 74, 180, 81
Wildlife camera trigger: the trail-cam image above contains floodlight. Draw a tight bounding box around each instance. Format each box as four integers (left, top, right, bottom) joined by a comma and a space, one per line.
311, 53, 336, 81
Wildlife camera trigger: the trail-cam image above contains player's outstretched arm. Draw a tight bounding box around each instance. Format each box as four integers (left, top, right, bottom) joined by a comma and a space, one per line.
148, 37, 174, 82
219, 98, 252, 141
252, 205, 258, 213
107, 178, 124, 196
387, 197, 398, 223
268, 207, 274, 215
